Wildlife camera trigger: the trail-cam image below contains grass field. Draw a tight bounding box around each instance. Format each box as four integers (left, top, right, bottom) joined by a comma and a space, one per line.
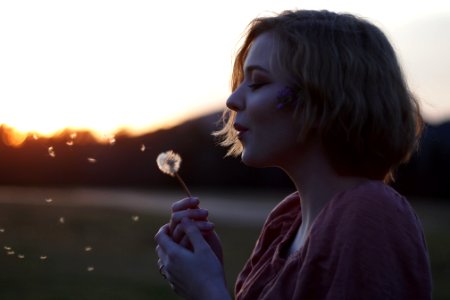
0, 188, 448, 300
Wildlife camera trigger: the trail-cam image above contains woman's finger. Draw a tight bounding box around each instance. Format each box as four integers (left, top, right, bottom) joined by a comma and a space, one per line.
155, 224, 177, 254
172, 221, 214, 243
169, 208, 209, 234
171, 197, 199, 212
180, 218, 211, 253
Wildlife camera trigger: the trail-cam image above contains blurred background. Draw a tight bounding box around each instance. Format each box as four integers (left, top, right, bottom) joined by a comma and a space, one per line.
1, 1, 449, 299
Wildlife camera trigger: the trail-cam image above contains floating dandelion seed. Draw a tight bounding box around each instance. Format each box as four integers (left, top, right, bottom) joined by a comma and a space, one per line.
0, 228, 4, 233
140, 144, 146, 152
70, 132, 77, 139
87, 157, 97, 163
103, 134, 116, 145
84, 246, 92, 252
131, 215, 139, 222
4, 246, 12, 251
33, 134, 39, 140
87, 266, 95, 272
45, 198, 53, 203
156, 150, 191, 197
48, 146, 56, 157
17, 254, 25, 259
7, 251, 15, 255
59, 217, 65, 224
40, 255, 48, 260
66, 140, 74, 146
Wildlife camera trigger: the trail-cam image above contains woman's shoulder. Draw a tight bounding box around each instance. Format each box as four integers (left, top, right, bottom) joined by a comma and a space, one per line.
336, 180, 416, 216
322, 180, 424, 238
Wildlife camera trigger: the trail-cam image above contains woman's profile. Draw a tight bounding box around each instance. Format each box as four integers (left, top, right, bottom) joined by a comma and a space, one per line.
155, 9, 432, 300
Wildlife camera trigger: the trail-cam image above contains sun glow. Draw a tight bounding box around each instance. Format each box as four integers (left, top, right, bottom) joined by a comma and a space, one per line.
1, 0, 449, 144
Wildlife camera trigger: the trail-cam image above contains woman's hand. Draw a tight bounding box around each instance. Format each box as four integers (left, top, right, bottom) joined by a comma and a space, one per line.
169, 197, 210, 242
169, 197, 224, 263
155, 219, 231, 300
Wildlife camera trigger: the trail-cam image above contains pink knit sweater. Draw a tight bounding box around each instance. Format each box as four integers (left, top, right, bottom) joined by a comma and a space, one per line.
235, 181, 432, 300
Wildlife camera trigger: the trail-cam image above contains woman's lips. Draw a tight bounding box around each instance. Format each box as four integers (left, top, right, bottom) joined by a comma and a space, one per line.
234, 123, 249, 139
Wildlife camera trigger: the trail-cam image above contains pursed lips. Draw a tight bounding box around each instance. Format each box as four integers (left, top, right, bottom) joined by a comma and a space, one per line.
234, 123, 249, 139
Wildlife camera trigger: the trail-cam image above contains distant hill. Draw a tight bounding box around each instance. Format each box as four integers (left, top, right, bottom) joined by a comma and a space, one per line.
0, 113, 449, 200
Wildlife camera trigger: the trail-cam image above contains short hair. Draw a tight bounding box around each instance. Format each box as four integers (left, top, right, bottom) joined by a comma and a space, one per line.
214, 10, 423, 182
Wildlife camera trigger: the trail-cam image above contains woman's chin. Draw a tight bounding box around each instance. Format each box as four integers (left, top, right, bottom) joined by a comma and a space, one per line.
240, 152, 268, 168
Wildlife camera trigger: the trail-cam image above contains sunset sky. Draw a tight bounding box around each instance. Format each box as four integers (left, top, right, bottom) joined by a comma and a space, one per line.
1, 0, 449, 138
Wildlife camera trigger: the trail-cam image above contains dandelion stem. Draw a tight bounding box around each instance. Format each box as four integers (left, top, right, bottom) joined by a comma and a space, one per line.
175, 172, 192, 198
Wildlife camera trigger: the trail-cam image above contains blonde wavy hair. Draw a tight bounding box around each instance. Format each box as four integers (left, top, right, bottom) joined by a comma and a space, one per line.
214, 10, 423, 182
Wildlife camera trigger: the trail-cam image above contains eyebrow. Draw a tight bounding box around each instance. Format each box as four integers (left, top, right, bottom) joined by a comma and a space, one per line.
244, 65, 270, 75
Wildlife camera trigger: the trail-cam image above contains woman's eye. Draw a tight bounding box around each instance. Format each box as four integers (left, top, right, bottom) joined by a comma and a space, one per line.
247, 82, 266, 90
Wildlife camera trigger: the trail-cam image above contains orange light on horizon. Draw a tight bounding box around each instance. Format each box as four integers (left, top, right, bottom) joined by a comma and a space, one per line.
1, 126, 28, 147
0, 109, 209, 147
0, 123, 124, 148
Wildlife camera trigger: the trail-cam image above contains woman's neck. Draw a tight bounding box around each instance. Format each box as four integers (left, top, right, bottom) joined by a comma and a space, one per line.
282, 143, 368, 230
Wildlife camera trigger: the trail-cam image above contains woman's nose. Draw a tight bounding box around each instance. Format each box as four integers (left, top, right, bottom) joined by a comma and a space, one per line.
226, 88, 245, 111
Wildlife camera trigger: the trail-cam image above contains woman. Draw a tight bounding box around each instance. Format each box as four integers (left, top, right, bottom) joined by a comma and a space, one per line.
155, 10, 432, 300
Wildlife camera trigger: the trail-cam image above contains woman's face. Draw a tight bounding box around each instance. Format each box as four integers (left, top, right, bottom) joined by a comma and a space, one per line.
226, 32, 302, 168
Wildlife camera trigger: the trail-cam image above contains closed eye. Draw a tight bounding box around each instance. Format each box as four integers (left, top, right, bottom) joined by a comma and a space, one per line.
247, 82, 267, 91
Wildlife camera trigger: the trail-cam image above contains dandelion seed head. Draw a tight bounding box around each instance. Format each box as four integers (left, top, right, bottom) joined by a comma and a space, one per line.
156, 150, 182, 176
48, 146, 56, 157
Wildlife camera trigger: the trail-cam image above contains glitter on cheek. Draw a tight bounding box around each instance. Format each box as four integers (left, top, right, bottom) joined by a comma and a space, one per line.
275, 86, 296, 109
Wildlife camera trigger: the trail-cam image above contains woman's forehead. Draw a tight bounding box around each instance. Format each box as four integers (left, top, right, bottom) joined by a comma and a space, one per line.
243, 32, 276, 72
243, 32, 292, 81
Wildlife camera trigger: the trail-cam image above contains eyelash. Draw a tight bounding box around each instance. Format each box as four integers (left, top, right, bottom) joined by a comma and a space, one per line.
247, 82, 266, 91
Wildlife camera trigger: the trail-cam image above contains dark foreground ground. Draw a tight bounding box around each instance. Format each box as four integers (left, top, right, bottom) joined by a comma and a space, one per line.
0, 187, 448, 300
